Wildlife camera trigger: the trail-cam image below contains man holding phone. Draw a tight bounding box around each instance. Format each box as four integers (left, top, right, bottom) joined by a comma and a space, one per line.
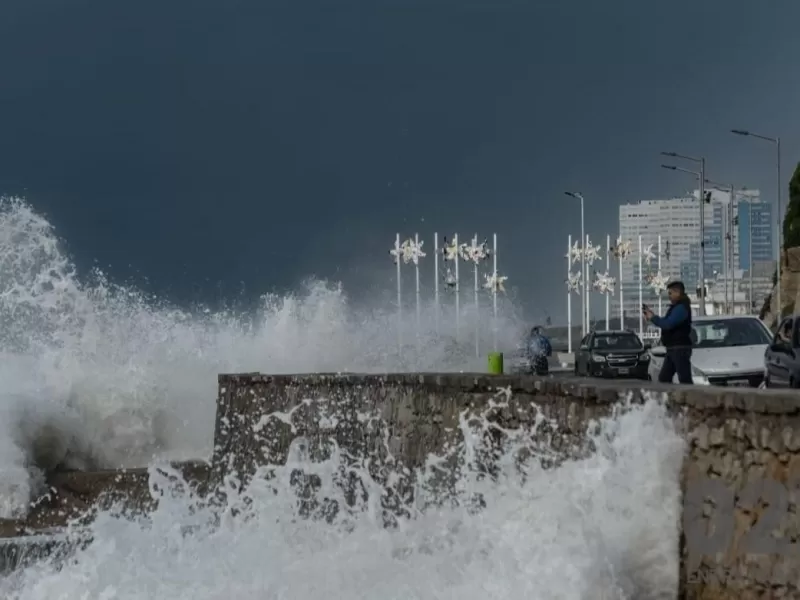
642, 280, 693, 384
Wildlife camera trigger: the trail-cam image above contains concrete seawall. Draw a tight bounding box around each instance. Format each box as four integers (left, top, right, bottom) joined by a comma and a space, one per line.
215, 373, 800, 600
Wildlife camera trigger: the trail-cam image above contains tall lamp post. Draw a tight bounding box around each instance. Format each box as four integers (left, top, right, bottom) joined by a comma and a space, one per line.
705, 179, 756, 315
661, 159, 707, 315
565, 191, 587, 335
731, 129, 782, 319
705, 180, 735, 314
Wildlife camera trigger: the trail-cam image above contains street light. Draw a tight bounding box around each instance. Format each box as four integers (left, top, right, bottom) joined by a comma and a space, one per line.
661, 157, 708, 315
731, 129, 782, 319
705, 179, 748, 315
564, 191, 587, 335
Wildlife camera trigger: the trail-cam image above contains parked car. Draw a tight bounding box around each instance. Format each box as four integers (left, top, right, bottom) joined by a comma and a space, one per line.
574, 330, 650, 379
764, 316, 800, 388
648, 314, 772, 386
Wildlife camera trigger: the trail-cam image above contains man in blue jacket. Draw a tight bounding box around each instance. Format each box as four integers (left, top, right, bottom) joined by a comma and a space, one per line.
643, 280, 693, 384
525, 326, 552, 375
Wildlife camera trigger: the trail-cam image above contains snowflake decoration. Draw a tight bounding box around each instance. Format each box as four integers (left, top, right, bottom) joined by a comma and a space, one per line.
401, 238, 426, 265
441, 236, 459, 262
593, 271, 616, 295
459, 236, 491, 264
566, 241, 583, 265
389, 240, 403, 264
584, 239, 602, 265
483, 271, 508, 293
566, 271, 582, 294
642, 244, 656, 266
646, 271, 669, 293
611, 237, 632, 260
443, 267, 457, 288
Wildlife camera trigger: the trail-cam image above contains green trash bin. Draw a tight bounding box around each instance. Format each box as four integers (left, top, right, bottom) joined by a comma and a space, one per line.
487, 352, 504, 375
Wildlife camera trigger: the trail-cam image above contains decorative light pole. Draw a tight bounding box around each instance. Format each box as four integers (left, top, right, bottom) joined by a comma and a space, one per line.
434, 232, 440, 334
611, 237, 632, 328
459, 234, 491, 358
564, 192, 586, 335
565, 236, 582, 355
389, 234, 404, 348
442, 234, 460, 338
592, 235, 617, 330
401, 235, 426, 345
645, 235, 669, 316
638, 235, 644, 339
584, 236, 601, 330
483, 242, 507, 352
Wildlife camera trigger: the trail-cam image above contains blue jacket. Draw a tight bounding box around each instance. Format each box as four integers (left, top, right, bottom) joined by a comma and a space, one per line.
650, 303, 690, 330
527, 334, 552, 358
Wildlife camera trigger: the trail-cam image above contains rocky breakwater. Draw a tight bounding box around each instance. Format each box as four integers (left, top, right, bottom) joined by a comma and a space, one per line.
214, 372, 800, 600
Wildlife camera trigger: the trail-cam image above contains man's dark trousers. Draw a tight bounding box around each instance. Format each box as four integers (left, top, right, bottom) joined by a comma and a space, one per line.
657, 347, 693, 384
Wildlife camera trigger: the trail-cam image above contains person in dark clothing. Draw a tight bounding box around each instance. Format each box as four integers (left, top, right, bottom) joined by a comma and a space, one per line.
643, 280, 693, 384
525, 326, 552, 375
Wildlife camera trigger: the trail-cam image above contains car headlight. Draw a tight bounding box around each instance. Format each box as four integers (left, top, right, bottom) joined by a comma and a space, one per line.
691, 364, 709, 385
591, 354, 606, 363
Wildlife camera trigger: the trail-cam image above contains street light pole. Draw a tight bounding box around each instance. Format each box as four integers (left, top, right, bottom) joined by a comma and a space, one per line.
706, 180, 743, 315
749, 202, 754, 312
731, 129, 782, 319
565, 191, 586, 335
661, 154, 707, 315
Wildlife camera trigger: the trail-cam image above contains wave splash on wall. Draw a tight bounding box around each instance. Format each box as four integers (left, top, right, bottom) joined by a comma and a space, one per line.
0, 196, 525, 518
2, 393, 684, 600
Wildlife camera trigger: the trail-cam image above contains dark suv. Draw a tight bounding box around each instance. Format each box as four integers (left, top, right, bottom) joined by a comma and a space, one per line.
574, 330, 650, 379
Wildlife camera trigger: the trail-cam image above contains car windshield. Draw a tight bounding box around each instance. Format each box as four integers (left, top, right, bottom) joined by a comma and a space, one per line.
592, 335, 642, 350
691, 318, 772, 348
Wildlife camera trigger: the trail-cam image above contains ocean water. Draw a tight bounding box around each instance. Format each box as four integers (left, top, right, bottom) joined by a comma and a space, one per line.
0, 197, 685, 599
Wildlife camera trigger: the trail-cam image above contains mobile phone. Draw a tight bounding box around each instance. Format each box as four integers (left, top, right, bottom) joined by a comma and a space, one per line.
641, 304, 648, 312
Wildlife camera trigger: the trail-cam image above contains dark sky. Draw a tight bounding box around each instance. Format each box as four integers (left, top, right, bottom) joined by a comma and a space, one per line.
1, 0, 799, 320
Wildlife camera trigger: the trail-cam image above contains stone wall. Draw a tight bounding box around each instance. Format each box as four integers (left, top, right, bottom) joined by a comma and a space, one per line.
215, 372, 800, 600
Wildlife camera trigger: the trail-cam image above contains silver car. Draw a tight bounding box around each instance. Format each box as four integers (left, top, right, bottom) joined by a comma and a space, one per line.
647, 314, 772, 386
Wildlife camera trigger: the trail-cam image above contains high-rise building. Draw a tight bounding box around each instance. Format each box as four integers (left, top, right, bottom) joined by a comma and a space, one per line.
616, 189, 773, 318
737, 199, 774, 268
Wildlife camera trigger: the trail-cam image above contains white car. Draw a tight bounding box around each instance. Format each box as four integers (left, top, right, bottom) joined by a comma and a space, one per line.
647, 314, 772, 387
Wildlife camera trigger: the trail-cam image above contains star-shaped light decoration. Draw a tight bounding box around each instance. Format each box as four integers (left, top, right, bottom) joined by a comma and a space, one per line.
593, 271, 616, 295
483, 271, 508, 293
642, 244, 656, 266
566, 271, 582, 294
389, 239, 403, 264
584, 239, 601, 266
401, 238, 426, 265
443, 267, 457, 288
611, 237, 632, 260
646, 271, 669, 293
441, 236, 459, 262
459, 236, 491, 264
566, 241, 583, 265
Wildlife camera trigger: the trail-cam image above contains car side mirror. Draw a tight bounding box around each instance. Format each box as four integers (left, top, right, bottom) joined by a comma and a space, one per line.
650, 345, 667, 357
770, 342, 790, 354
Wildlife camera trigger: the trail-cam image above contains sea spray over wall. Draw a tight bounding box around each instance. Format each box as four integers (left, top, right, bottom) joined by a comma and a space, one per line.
0, 197, 525, 517
1, 390, 685, 599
